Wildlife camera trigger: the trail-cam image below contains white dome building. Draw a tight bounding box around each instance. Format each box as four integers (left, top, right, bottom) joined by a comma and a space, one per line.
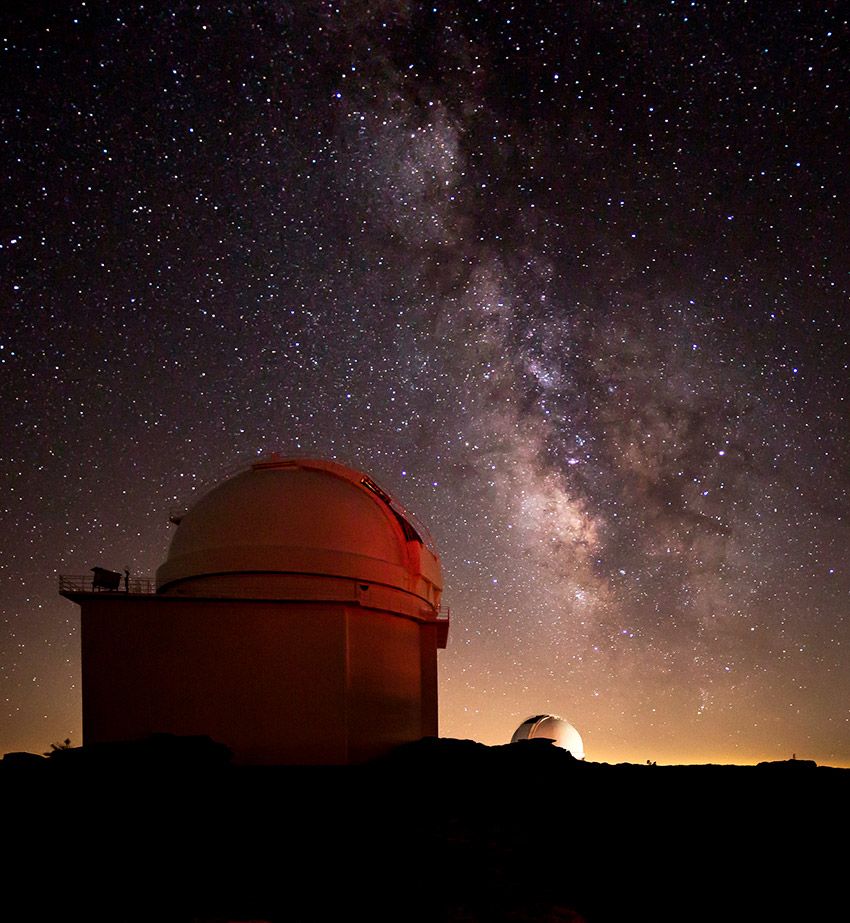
63, 457, 448, 765
511, 715, 585, 759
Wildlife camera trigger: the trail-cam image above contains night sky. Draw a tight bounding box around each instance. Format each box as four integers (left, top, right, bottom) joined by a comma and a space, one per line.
2, 1, 848, 765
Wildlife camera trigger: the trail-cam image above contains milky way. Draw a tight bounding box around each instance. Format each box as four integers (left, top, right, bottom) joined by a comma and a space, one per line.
2, 2, 848, 764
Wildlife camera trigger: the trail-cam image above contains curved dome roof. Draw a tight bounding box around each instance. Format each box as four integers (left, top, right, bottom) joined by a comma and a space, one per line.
511, 714, 585, 759
156, 458, 442, 610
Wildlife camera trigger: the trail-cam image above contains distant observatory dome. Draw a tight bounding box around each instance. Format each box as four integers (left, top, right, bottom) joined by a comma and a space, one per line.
512, 715, 585, 759
156, 457, 442, 616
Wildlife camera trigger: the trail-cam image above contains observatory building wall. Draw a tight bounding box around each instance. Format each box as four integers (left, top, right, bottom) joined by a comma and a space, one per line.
346, 607, 426, 763
78, 595, 433, 765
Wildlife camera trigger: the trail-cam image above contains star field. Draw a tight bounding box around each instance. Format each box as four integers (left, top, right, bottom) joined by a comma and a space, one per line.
1, 1, 848, 764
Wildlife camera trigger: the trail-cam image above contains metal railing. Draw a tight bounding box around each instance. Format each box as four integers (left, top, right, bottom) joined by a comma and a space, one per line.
58, 577, 451, 613
59, 575, 156, 595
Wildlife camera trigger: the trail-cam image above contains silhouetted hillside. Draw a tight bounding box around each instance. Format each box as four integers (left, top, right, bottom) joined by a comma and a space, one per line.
3, 736, 846, 922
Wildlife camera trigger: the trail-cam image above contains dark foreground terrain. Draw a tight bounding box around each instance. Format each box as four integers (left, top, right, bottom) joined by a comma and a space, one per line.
3, 736, 847, 922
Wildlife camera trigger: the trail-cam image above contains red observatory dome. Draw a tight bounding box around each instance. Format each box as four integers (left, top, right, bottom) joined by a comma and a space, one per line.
157, 457, 442, 617
63, 456, 448, 765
